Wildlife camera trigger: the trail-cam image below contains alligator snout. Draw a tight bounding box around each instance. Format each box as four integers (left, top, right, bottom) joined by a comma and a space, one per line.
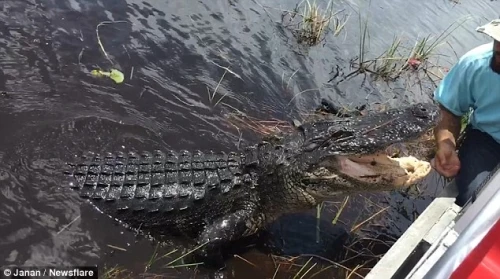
412, 102, 439, 121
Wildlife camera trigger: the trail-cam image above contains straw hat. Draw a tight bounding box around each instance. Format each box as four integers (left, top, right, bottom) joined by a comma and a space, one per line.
476, 19, 500, 42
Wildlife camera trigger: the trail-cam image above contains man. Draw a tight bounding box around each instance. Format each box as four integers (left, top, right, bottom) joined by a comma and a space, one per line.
432, 19, 500, 207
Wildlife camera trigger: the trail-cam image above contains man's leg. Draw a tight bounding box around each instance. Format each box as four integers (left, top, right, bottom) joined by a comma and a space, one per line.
455, 128, 500, 207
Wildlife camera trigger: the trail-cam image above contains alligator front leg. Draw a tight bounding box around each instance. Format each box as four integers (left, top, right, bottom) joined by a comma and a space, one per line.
195, 202, 261, 269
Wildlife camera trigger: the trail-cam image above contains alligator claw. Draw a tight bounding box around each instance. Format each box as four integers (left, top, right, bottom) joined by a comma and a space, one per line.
194, 205, 258, 269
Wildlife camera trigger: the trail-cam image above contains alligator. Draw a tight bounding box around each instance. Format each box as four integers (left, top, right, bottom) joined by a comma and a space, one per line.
60, 102, 438, 267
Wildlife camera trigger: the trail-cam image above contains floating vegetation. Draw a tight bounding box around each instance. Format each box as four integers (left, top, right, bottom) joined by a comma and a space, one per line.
91, 69, 125, 84
87, 20, 129, 84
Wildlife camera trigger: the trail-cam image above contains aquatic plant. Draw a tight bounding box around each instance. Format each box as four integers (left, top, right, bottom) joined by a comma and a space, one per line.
348, 15, 471, 83
342, 13, 472, 84
371, 36, 405, 79
402, 17, 467, 71
206, 60, 243, 107
299, 0, 331, 45
354, 12, 372, 73
280, 0, 349, 46
89, 20, 128, 84
90, 69, 124, 84
101, 265, 133, 279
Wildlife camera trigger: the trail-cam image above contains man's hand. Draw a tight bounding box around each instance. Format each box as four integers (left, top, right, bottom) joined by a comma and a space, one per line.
432, 104, 463, 178
432, 140, 460, 177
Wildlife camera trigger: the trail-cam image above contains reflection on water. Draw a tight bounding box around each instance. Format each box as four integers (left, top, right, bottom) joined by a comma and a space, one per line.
0, 0, 499, 277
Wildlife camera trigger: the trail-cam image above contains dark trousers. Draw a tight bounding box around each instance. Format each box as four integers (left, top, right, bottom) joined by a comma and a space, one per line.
455, 126, 500, 207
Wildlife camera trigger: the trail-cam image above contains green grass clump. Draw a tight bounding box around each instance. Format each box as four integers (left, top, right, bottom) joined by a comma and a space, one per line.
349, 16, 471, 81
282, 0, 349, 46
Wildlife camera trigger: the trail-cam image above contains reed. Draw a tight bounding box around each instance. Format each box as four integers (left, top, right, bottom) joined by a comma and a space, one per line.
101, 265, 133, 279
281, 0, 349, 46
348, 16, 471, 82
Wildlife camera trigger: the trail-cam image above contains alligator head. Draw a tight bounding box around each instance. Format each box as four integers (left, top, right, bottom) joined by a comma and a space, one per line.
291, 102, 438, 200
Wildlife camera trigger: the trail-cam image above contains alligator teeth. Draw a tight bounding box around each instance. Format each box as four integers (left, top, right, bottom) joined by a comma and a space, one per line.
305, 167, 339, 180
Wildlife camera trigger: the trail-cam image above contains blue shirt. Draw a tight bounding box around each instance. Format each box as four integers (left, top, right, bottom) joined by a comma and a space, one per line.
434, 42, 500, 143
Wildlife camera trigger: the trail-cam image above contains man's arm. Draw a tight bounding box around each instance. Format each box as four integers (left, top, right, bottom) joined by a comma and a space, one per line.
434, 104, 462, 149
433, 57, 473, 149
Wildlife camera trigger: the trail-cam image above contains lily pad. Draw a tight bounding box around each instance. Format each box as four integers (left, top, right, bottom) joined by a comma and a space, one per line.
91, 68, 124, 84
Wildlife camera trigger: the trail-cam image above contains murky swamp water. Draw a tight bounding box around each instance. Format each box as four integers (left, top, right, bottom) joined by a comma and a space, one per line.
0, 0, 499, 278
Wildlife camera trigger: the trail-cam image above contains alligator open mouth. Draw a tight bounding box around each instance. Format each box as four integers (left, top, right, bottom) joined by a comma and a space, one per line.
306, 150, 432, 191
332, 153, 431, 187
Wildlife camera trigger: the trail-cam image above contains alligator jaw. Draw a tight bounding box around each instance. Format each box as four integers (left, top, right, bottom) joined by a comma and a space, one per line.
303, 152, 431, 196
333, 153, 431, 187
